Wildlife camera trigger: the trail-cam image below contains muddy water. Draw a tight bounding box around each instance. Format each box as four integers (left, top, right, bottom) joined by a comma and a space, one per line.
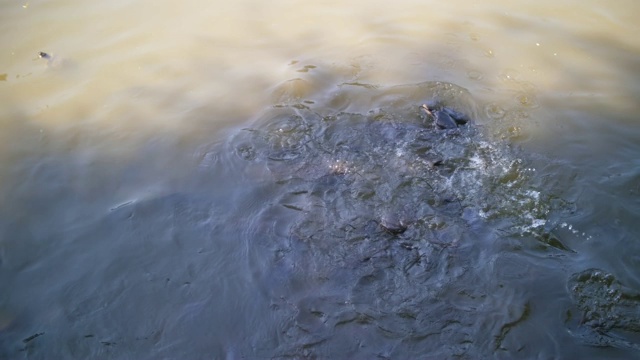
1, 0, 640, 358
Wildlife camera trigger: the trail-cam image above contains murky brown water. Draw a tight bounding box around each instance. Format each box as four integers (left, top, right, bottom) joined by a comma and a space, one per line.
1, 0, 640, 358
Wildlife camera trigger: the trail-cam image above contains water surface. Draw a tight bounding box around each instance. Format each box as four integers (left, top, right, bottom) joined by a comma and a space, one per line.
1, 0, 639, 358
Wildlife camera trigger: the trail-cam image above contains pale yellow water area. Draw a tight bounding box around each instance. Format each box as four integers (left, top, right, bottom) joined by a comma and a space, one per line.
1, 0, 639, 170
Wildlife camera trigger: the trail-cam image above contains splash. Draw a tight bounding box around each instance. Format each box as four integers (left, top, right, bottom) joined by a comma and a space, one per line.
228, 80, 583, 357
234, 81, 567, 246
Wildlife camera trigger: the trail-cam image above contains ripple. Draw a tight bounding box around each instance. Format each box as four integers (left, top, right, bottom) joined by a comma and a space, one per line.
466, 69, 484, 80
485, 102, 506, 119
225, 81, 573, 357
515, 91, 539, 108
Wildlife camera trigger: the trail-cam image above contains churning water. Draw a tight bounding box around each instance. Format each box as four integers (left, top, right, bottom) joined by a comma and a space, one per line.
1, 0, 639, 359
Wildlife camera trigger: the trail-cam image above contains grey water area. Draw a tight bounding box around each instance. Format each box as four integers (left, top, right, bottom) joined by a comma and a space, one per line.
2, 77, 639, 359
2, 1, 640, 359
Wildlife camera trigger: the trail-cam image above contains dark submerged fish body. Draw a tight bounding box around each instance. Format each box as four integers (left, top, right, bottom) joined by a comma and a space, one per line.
421, 104, 469, 129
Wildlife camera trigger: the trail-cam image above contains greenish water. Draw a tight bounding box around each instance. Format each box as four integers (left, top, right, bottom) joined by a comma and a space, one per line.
1, 0, 639, 358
